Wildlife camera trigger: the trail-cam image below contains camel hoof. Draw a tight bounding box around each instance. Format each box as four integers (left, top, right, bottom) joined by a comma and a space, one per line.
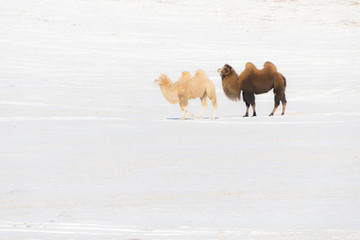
243, 113, 249, 117
269, 113, 274, 116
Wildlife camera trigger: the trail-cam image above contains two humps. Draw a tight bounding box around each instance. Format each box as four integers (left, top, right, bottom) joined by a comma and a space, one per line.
154, 70, 217, 120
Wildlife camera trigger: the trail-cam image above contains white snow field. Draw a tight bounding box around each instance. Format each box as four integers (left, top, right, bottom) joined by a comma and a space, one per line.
1, 0, 360, 239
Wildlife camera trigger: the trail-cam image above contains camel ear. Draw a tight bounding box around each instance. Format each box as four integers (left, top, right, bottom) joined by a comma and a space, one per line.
225, 64, 232, 69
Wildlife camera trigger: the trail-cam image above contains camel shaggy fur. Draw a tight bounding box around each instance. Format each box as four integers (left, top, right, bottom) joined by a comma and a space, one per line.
155, 70, 217, 120
218, 62, 287, 116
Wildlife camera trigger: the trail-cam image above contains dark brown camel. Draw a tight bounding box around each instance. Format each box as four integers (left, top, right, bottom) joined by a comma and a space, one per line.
218, 62, 287, 117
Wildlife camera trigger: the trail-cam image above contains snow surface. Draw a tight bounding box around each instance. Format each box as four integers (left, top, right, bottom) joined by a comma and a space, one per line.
1, 0, 360, 239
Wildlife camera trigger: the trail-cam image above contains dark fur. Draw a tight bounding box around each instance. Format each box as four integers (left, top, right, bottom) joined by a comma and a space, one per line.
218, 62, 287, 116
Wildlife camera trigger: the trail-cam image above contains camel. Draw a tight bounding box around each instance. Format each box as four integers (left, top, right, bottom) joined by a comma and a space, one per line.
155, 70, 217, 120
218, 62, 287, 117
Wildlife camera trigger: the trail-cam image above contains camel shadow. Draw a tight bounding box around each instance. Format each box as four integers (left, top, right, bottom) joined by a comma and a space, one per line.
166, 117, 194, 120
166, 117, 219, 120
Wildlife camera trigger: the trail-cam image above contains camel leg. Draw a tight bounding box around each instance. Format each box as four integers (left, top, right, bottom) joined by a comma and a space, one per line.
242, 92, 249, 117
272, 75, 287, 116
244, 103, 250, 117
281, 93, 287, 115
206, 87, 217, 120
210, 97, 217, 120
180, 106, 194, 120
243, 92, 256, 117
179, 98, 193, 120
180, 105, 186, 120
281, 103, 286, 115
248, 94, 256, 117
197, 96, 208, 119
186, 111, 194, 118
251, 104, 256, 117
269, 92, 281, 116
269, 106, 278, 116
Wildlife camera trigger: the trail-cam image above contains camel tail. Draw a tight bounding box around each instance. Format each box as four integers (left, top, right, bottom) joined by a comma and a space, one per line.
282, 75, 287, 89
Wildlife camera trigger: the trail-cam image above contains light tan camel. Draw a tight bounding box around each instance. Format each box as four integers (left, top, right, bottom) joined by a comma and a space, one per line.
155, 70, 217, 120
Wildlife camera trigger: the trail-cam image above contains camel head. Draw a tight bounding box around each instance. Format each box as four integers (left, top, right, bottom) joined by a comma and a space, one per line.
154, 74, 170, 86
217, 64, 233, 78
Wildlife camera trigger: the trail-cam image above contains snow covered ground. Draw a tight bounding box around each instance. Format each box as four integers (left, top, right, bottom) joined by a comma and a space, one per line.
1, 0, 360, 239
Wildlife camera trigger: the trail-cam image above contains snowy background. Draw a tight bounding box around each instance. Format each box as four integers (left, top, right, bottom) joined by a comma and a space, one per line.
1, 0, 360, 239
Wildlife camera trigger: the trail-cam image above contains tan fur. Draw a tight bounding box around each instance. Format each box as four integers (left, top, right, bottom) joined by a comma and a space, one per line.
155, 70, 217, 120
218, 62, 287, 116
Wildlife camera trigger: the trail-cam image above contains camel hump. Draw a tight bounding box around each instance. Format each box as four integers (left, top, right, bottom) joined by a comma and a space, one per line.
181, 71, 191, 78
263, 61, 277, 72
245, 62, 257, 72
178, 71, 191, 82
194, 69, 207, 78
245, 62, 256, 68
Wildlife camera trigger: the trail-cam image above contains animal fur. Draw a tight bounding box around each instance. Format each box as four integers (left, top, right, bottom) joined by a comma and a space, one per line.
155, 70, 217, 120
218, 62, 287, 116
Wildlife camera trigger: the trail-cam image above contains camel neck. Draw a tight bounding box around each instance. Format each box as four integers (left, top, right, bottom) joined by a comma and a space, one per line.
159, 82, 179, 104
222, 71, 238, 82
